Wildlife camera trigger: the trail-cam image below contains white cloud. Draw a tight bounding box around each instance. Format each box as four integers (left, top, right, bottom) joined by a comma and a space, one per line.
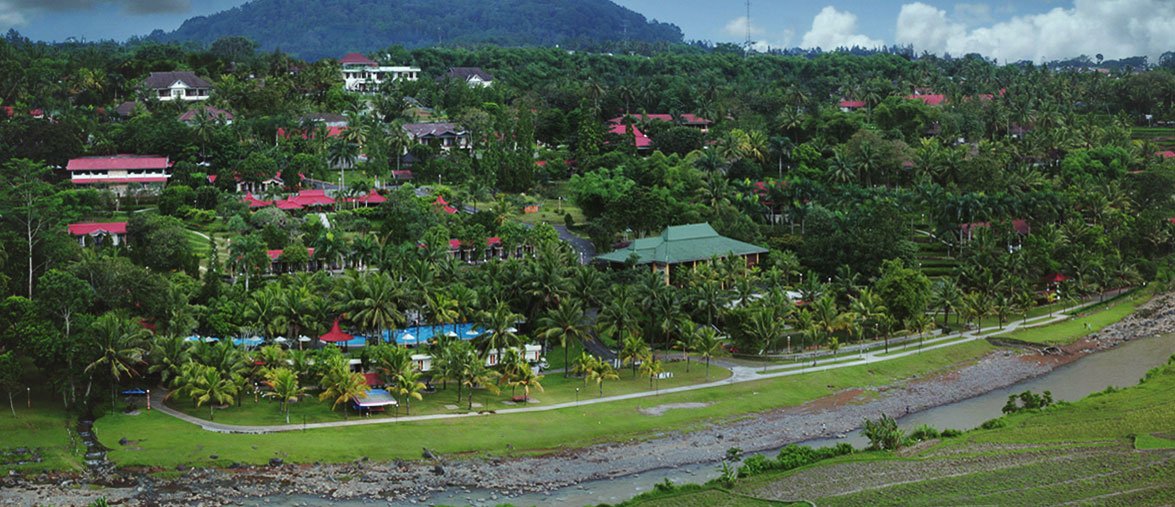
953, 2, 993, 26
897, 0, 1175, 62
0, 1, 29, 28
800, 6, 885, 50
723, 16, 763, 38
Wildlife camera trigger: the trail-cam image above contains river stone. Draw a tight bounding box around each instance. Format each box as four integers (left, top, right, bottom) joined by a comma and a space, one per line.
269, 458, 283, 467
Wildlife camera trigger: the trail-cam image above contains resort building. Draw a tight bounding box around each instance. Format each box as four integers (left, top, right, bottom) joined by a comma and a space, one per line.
66, 154, 170, 196
143, 71, 212, 102
340, 52, 420, 92
607, 113, 712, 133
67, 222, 127, 247
595, 223, 768, 284
403, 122, 470, 151
443, 67, 494, 87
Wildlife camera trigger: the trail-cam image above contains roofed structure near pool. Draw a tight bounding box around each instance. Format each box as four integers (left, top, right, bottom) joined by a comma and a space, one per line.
595, 223, 767, 277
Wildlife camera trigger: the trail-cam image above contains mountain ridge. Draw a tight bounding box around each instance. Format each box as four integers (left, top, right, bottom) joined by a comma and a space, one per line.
151, 0, 683, 60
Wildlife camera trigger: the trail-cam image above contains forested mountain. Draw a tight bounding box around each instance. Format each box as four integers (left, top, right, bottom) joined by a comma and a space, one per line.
151, 0, 683, 60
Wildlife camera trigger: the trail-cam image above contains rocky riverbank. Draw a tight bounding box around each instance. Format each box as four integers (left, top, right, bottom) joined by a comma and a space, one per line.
5, 291, 1173, 506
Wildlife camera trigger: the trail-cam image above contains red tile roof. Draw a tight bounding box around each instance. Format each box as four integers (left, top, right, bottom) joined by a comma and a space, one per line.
67, 222, 127, 235
274, 199, 304, 210
277, 126, 346, 140
67, 155, 170, 171
344, 189, 387, 204
839, 100, 867, 108
339, 52, 378, 67
291, 189, 335, 206
1157, 151, 1175, 159
266, 247, 315, 261
72, 177, 169, 184
607, 123, 653, 149
319, 319, 353, 342
907, 94, 946, 106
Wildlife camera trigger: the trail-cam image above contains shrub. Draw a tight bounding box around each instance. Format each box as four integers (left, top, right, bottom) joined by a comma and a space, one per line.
940, 428, 963, 438
863, 414, 904, 450
909, 424, 941, 441
980, 417, 1007, 430
1002, 390, 1054, 414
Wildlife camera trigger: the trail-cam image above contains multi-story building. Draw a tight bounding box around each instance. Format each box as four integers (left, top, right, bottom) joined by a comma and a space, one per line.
340, 53, 420, 92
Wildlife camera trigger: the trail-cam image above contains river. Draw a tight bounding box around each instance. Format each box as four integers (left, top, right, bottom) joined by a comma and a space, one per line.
255, 333, 1175, 507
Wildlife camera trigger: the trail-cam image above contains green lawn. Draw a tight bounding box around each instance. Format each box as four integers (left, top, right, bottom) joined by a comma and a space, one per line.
185, 229, 212, 258
165, 360, 732, 426
0, 396, 83, 474
96, 340, 997, 469
994, 289, 1149, 345
1135, 434, 1175, 450
622, 485, 795, 506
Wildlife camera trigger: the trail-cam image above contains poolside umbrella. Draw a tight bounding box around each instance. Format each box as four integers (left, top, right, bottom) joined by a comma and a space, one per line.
204, 337, 217, 343
445, 331, 458, 337
275, 336, 288, 343
298, 335, 312, 350
465, 329, 480, 337
507, 327, 518, 333
401, 332, 416, 345
320, 320, 353, 344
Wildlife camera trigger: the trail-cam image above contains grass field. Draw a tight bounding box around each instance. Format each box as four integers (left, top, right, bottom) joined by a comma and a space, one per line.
0, 397, 83, 474
993, 289, 1149, 345
727, 355, 1175, 506
622, 484, 795, 506
94, 340, 997, 469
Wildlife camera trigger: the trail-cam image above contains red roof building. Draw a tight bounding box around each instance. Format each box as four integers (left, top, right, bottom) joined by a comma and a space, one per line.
291, 189, 335, 207
243, 192, 273, 209
607, 123, 653, 150
66, 155, 171, 195
1157, 151, 1175, 159
838, 100, 867, 111
277, 126, 346, 140
344, 189, 388, 206
907, 94, 947, 106
319, 319, 353, 343
67, 222, 128, 247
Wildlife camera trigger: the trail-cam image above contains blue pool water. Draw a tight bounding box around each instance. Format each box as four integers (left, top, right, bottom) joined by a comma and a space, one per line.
186, 323, 485, 348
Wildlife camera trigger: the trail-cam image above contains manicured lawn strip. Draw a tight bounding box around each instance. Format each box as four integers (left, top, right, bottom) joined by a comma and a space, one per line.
0, 397, 83, 474
96, 341, 996, 469
992, 290, 1149, 345
1134, 434, 1175, 450
165, 360, 732, 426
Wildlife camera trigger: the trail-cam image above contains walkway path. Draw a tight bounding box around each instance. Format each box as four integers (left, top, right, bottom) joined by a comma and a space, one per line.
152, 295, 1112, 434
553, 225, 595, 265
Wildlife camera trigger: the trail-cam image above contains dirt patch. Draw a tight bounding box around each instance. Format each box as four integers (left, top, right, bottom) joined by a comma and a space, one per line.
801, 389, 868, 413
638, 402, 711, 416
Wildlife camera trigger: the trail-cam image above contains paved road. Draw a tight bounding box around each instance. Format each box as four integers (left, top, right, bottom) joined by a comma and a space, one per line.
553, 225, 595, 265
151, 297, 1105, 434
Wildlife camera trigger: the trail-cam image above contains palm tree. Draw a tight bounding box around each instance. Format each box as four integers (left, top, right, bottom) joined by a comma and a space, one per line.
460, 355, 499, 411
692, 326, 723, 381
188, 364, 239, 421
477, 301, 523, 358
393, 367, 425, 415
639, 357, 664, 391
511, 363, 544, 402
84, 312, 149, 409
620, 333, 651, 379
264, 367, 305, 423
345, 273, 405, 346
318, 363, 369, 419
537, 300, 588, 377
147, 334, 191, 387
849, 290, 888, 352
585, 360, 619, 397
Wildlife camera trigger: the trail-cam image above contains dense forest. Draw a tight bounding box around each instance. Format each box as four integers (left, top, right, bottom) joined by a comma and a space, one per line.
2, 29, 1175, 421
150, 0, 684, 60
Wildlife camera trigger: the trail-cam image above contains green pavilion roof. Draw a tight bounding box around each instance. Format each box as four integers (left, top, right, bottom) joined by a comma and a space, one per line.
595, 223, 767, 266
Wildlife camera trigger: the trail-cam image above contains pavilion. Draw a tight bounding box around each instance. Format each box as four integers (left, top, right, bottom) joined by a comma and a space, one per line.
595, 223, 767, 284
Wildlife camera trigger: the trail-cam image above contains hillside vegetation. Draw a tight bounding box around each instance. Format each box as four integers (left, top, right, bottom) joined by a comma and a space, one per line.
153, 0, 683, 59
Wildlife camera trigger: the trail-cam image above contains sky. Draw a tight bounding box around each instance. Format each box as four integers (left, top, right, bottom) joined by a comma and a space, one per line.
1, 0, 1172, 62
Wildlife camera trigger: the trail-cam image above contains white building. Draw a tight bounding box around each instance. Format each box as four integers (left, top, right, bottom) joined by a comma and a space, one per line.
144, 71, 212, 102
66, 155, 171, 196
340, 52, 420, 92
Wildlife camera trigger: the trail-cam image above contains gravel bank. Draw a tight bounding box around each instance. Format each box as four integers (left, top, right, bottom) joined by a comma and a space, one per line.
5, 292, 1172, 506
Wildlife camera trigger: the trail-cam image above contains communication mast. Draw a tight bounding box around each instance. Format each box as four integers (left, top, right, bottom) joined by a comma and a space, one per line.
745, 0, 753, 53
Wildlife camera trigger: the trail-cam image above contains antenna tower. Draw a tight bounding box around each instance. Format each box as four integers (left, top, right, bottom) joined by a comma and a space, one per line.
745, 0, 752, 52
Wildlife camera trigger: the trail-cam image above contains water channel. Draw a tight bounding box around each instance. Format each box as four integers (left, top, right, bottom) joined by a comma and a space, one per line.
256, 333, 1175, 507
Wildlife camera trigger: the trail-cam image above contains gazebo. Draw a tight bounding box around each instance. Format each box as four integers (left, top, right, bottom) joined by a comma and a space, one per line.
319, 319, 353, 344
595, 223, 767, 285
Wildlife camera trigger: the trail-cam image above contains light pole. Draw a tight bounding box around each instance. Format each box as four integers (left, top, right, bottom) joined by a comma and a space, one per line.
146, 389, 151, 411
26, 387, 30, 408
575, 387, 580, 405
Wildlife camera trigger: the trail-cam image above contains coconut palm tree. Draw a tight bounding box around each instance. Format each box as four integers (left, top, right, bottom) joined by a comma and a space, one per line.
672, 325, 696, 373
318, 363, 369, 419
693, 326, 724, 381
188, 364, 239, 421
585, 359, 619, 397
537, 300, 588, 377
393, 367, 426, 415
639, 357, 664, 391
148, 334, 191, 387
264, 367, 305, 423
345, 272, 405, 346
477, 301, 523, 358
511, 363, 544, 402
84, 312, 149, 409
620, 333, 650, 379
